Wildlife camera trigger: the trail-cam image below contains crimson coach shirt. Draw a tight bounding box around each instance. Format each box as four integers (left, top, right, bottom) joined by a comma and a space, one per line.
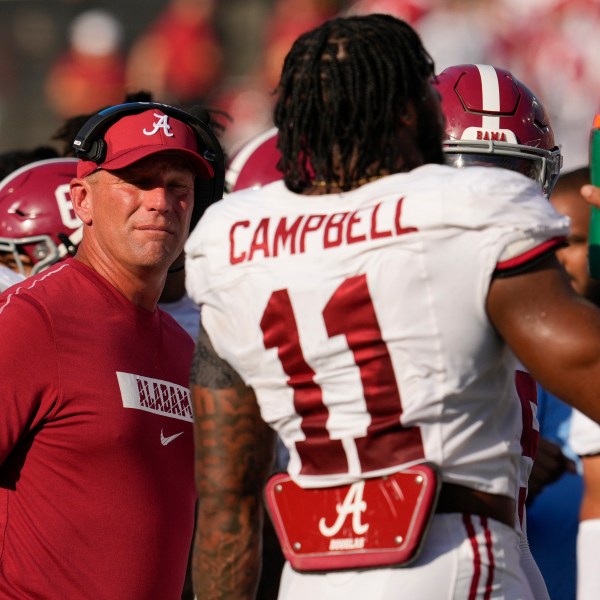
0, 259, 195, 599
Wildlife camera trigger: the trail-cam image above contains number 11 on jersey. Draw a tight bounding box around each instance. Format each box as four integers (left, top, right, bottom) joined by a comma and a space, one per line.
260, 274, 425, 477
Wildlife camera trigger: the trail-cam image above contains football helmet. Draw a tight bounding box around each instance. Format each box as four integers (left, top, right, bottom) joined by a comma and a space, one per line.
0, 158, 82, 276
434, 64, 562, 197
225, 127, 282, 192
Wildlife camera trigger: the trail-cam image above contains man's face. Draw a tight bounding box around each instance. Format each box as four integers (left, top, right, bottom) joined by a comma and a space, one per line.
552, 187, 600, 303
80, 154, 195, 273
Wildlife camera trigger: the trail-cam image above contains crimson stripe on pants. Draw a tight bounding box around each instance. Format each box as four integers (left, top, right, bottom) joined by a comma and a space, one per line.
462, 514, 495, 599
482, 517, 495, 599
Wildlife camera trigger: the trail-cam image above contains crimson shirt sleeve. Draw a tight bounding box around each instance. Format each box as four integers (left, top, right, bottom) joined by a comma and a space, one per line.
0, 293, 59, 464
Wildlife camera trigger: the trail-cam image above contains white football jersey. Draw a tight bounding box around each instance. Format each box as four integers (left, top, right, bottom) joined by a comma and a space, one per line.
186, 164, 568, 496
158, 293, 201, 340
513, 362, 540, 534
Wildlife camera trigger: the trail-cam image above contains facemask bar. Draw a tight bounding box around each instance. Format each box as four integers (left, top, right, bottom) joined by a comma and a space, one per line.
443, 139, 562, 197
0, 231, 80, 276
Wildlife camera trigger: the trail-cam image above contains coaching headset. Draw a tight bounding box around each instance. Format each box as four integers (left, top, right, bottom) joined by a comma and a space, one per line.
72, 101, 226, 231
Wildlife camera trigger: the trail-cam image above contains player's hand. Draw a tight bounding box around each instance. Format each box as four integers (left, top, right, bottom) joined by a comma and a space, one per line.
581, 184, 600, 208
526, 437, 577, 505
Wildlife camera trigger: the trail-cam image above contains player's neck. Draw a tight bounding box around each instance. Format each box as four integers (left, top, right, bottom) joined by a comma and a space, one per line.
306, 174, 388, 195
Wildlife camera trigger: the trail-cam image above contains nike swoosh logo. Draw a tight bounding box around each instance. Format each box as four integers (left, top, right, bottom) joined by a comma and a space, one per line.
160, 429, 184, 446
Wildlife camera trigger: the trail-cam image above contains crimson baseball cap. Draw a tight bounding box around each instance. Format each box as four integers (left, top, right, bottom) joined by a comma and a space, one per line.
76, 109, 215, 179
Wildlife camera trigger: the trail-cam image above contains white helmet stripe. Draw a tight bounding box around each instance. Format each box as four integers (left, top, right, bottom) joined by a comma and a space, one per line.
475, 64, 501, 131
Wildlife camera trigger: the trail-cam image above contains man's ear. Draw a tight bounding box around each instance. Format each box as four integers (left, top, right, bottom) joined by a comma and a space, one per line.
70, 178, 93, 225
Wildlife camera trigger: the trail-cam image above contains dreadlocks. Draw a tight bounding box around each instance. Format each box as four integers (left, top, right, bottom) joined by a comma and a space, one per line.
274, 14, 437, 193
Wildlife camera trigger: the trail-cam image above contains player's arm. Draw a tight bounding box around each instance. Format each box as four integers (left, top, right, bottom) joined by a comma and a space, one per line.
579, 455, 600, 521
486, 254, 600, 424
190, 326, 276, 600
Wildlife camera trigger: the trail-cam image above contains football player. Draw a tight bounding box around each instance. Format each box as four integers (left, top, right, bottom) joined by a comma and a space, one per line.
433, 62, 565, 600
556, 167, 600, 600
0, 158, 81, 291
186, 16, 600, 599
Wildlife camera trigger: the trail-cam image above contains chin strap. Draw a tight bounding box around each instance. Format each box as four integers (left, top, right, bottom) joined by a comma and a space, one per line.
57, 226, 83, 258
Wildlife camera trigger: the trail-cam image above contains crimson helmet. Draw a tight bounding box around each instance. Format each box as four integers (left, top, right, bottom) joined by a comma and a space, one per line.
434, 64, 562, 197
0, 158, 82, 276
225, 127, 282, 192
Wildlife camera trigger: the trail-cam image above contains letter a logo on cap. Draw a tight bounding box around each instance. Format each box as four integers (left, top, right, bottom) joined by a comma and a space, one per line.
143, 113, 174, 137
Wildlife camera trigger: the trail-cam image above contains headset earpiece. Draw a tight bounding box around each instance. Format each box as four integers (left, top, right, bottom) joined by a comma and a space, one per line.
85, 139, 107, 164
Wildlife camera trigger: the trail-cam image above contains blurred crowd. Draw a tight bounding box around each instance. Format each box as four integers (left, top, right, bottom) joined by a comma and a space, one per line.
1, 0, 600, 171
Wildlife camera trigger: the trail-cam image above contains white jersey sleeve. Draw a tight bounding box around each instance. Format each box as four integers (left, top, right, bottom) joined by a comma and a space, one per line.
577, 519, 600, 600
570, 409, 600, 456
186, 164, 568, 494
158, 294, 200, 340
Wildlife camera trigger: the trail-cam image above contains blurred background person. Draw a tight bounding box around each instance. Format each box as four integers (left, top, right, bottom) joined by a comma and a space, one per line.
44, 9, 126, 120
258, 0, 340, 91
526, 167, 596, 600
126, 0, 223, 107
550, 167, 600, 600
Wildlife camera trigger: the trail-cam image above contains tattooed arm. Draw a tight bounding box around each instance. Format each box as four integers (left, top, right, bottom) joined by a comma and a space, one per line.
190, 326, 276, 600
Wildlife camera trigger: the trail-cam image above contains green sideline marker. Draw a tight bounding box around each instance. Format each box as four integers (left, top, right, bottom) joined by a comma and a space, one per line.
588, 114, 600, 279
